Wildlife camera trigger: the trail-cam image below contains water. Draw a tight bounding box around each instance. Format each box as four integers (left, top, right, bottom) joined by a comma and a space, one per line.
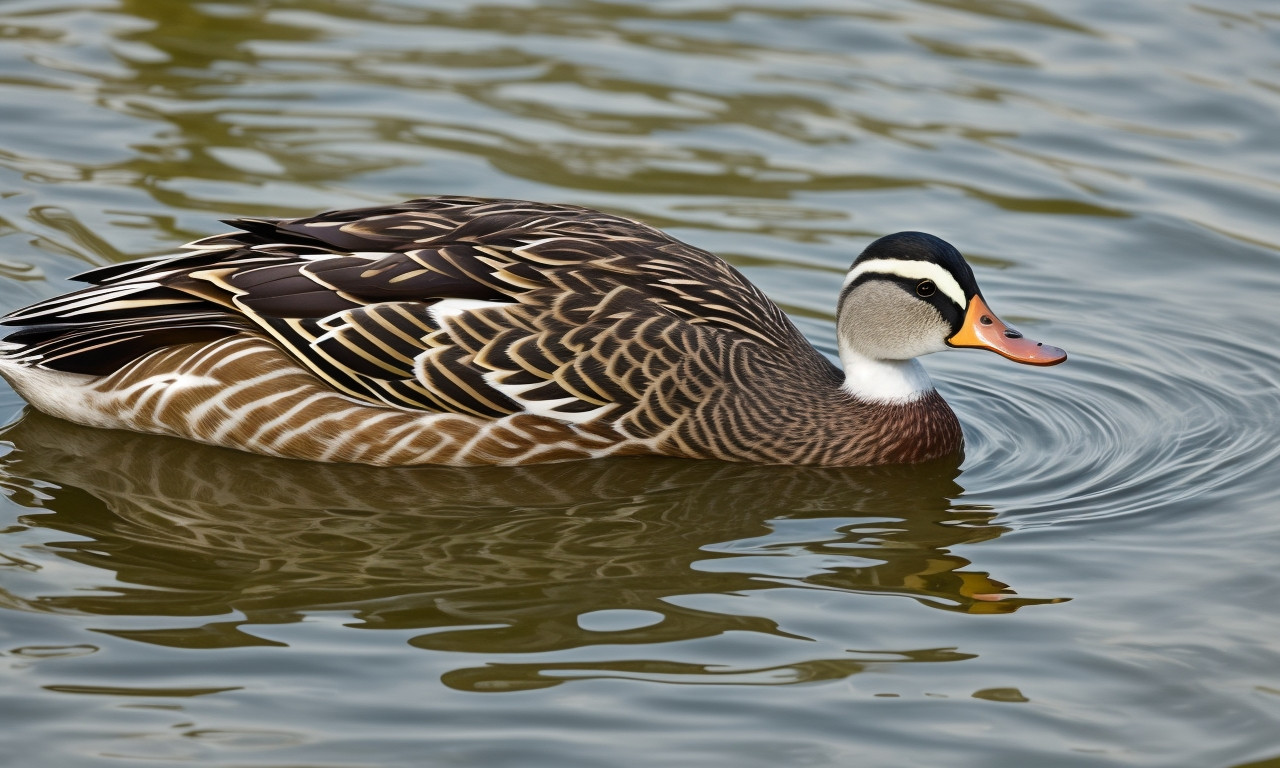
1, 1, 1279, 766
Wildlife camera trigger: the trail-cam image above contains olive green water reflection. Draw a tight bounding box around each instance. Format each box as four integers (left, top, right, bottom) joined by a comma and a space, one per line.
1, 411, 1059, 693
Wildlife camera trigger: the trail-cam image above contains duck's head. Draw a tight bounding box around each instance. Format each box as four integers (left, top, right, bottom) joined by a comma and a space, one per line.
835, 232, 1066, 403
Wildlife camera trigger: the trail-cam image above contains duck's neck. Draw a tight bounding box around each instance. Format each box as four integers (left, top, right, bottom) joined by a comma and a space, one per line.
805, 350, 961, 466
839, 351, 935, 405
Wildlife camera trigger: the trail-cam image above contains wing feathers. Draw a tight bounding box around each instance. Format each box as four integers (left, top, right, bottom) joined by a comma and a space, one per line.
2, 197, 810, 431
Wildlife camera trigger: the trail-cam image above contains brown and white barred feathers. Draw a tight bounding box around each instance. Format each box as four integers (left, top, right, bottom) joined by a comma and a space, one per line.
0, 197, 1065, 466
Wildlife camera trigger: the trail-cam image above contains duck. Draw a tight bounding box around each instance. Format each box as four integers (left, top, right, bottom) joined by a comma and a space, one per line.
0, 196, 1065, 466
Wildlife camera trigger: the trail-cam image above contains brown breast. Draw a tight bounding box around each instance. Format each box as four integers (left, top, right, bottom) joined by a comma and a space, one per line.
647, 346, 965, 467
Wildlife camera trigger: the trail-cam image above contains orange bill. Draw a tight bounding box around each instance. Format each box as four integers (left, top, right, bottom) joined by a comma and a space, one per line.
946, 295, 1067, 366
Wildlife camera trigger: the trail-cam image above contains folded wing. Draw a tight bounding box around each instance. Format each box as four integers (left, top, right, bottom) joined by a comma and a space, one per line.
0, 197, 808, 429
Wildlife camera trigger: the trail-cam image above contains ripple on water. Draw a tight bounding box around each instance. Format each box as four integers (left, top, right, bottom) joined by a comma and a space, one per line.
952, 294, 1280, 524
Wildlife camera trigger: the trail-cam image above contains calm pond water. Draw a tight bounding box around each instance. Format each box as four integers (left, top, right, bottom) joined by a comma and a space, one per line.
1, 1, 1279, 766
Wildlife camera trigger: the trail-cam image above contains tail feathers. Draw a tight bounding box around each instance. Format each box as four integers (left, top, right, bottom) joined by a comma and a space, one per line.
0, 315, 249, 375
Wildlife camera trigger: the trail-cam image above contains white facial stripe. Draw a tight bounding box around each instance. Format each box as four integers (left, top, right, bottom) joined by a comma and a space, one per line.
842, 259, 967, 308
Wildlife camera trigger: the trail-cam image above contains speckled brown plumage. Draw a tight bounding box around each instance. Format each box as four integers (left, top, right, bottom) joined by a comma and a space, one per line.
0, 196, 969, 466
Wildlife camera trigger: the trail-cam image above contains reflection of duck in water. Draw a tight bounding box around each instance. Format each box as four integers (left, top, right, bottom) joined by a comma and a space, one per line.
0, 198, 1063, 466
0, 411, 1060, 657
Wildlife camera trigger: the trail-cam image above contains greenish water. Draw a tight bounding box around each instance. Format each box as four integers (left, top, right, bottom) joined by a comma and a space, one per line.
1, 1, 1279, 766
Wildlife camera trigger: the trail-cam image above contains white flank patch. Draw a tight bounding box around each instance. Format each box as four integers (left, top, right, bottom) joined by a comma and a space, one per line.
843, 259, 967, 308
839, 350, 935, 405
428, 298, 514, 325
0, 361, 120, 429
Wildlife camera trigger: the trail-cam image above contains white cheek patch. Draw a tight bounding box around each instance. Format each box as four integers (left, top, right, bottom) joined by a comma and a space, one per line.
842, 259, 967, 309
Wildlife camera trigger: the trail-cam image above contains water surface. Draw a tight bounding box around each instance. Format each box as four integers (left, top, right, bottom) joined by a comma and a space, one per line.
1, 1, 1279, 766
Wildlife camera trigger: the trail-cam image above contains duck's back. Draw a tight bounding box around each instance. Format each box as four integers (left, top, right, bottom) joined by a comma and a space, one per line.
0, 197, 849, 465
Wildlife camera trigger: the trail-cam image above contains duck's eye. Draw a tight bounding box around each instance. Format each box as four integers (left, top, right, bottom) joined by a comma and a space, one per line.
916, 280, 936, 298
